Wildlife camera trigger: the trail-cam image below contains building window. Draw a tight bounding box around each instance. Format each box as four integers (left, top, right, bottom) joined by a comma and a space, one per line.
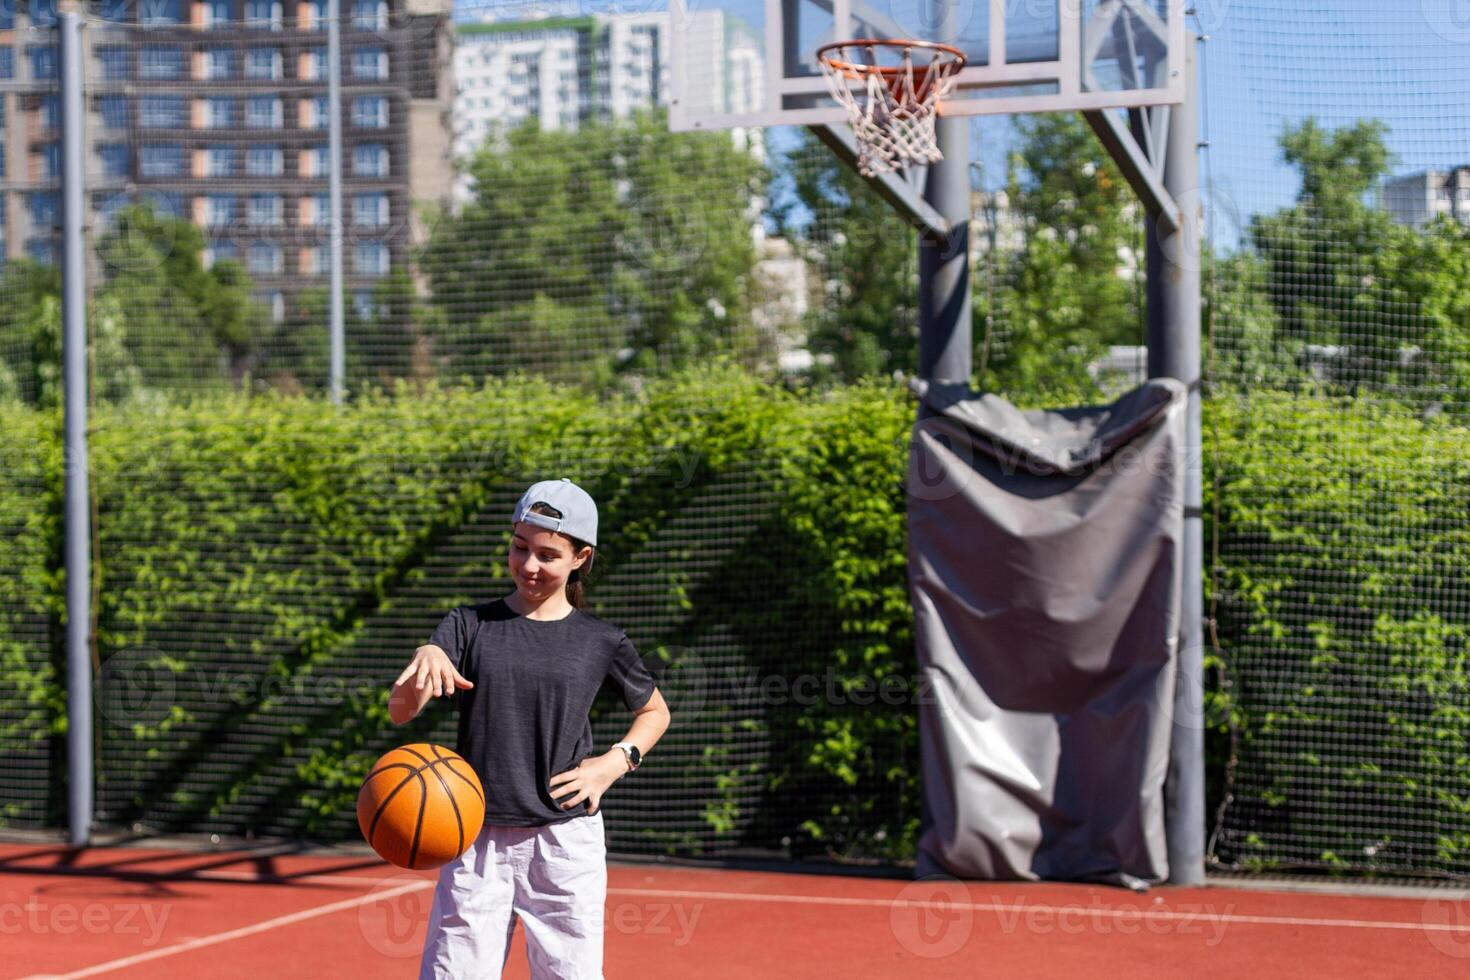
299, 245, 320, 275
40, 143, 60, 180
352, 48, 388, 80
202, 96, 235, 128
205, 147, 237, 177
354, 243, 389, 276
249, 290, 287, 322
30, 0, 59, 26
27, 240, 57, 266
29, 45, 57, 80
139, 95, 187, 128
0, 49, 13, 81
140, 0, 184, 25
247, 193, 283, 226
246, 146, 284, 177
353, 192, 389, 227
351, 95, 388, 129
97, 47, 128, 81
140, 191, 186, 217
301, 95, 329, 129
301, 47, 327, 81
39, 95, 59, 131
303, 144, 329, 177
245, 48, 282, 80
206, 195, 235, 227
303, 193, 330, 226
98, 95, 130, 131
302, 0, 328, 30
246, 96, 283, 129
351, 0, 387, 31
247, 244, 284, 276
353, 289, 380, 320
30, 192, 60, 229
244, 0, 282, 30
205, 240, 238, 268
352, 143, 388, 177
202, 0, 232, 28
139, 143, 186, 178
139, 46, 184, 80
98, 144, 130, 179
202, 48, 232, 80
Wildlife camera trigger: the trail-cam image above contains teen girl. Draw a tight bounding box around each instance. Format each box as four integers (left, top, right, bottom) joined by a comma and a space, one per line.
388, 478, 671, 979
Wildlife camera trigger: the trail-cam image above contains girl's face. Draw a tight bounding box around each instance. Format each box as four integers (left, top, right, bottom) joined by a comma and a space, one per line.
509, 523, 590, 603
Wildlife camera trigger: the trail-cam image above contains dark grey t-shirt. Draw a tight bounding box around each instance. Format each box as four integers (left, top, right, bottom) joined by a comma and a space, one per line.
427, 598, 656, 827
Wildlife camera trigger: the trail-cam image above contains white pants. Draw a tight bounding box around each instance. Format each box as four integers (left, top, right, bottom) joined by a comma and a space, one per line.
418, 811, 607, 980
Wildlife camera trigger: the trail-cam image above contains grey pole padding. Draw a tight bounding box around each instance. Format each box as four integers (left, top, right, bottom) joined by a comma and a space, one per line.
60, 8, 92, 847
327, 0, 346, 403
909, 378, 1188, 888
1148, 34, 1205, 886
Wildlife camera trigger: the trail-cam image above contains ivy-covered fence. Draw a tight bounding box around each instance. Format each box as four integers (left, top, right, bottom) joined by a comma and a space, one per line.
2, 369, 1468, 873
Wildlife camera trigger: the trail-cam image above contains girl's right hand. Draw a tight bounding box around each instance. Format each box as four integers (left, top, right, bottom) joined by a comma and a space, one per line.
396, 645, 475, 699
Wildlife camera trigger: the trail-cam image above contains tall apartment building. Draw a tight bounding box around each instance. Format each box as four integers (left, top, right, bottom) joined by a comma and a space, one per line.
1384, 167, 1470, 229
452, 10, 760, 160
0, 0, 453, 322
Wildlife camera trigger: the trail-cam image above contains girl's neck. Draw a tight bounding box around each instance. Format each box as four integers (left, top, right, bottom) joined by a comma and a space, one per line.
505, 590, 576, 622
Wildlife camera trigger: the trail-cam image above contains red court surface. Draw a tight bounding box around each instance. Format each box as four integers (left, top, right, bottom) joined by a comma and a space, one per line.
3, 840, 1468, 978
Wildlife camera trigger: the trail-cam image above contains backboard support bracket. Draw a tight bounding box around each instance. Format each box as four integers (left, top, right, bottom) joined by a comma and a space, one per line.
810, 123, 952, 242
1083, 106, 1182, 234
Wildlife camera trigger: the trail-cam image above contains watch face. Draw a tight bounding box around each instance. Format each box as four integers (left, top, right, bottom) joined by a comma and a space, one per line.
627, 746, 641, 767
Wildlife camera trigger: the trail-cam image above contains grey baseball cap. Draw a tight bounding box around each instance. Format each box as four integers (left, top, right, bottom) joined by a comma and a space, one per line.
512, 478, 599, 547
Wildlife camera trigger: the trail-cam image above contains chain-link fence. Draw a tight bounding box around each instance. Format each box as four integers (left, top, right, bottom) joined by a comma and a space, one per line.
0, 0, 1466, 875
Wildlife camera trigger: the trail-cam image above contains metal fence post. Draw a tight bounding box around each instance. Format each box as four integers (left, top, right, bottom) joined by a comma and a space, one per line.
328, 0, 346, 402
59, 4, 92, 848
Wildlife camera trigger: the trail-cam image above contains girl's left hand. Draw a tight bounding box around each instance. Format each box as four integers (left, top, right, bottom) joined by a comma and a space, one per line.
549, 752, 626, 815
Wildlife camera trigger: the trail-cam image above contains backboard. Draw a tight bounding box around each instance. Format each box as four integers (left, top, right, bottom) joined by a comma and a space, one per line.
668, 0, 1186, 131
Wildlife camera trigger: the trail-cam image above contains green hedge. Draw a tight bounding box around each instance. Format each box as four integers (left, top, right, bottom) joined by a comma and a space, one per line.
2, 372, 1467, 871
1204, 390, 1470, 872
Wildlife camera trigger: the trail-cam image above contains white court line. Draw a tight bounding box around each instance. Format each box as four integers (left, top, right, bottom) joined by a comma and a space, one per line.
605, 886, 1470, 934
18, 879, 434, 980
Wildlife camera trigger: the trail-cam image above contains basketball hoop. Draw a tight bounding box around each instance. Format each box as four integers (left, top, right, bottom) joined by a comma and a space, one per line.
817, 39, 967, 177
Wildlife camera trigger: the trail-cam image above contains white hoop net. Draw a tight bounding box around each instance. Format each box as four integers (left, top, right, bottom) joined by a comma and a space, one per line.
818, 41, 966, 177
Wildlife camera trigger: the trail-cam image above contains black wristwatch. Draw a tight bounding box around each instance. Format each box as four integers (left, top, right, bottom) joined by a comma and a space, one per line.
613, 742, 641, 771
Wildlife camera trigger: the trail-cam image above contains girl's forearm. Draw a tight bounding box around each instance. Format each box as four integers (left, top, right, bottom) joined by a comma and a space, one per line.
614, 690, 672, 764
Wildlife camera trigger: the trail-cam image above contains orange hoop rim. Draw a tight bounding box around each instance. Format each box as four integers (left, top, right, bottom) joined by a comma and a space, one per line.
815, 38, 967, 81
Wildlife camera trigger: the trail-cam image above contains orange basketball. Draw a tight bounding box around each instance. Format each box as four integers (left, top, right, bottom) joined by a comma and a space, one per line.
357, 743, 486, 870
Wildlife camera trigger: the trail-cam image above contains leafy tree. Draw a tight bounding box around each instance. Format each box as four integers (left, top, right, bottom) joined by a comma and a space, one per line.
1247, 118, 1470, 411
773, 130, 918, 383
0, 204, 275, 405
421, 111, 766, 385
979, 113, 1144, 396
